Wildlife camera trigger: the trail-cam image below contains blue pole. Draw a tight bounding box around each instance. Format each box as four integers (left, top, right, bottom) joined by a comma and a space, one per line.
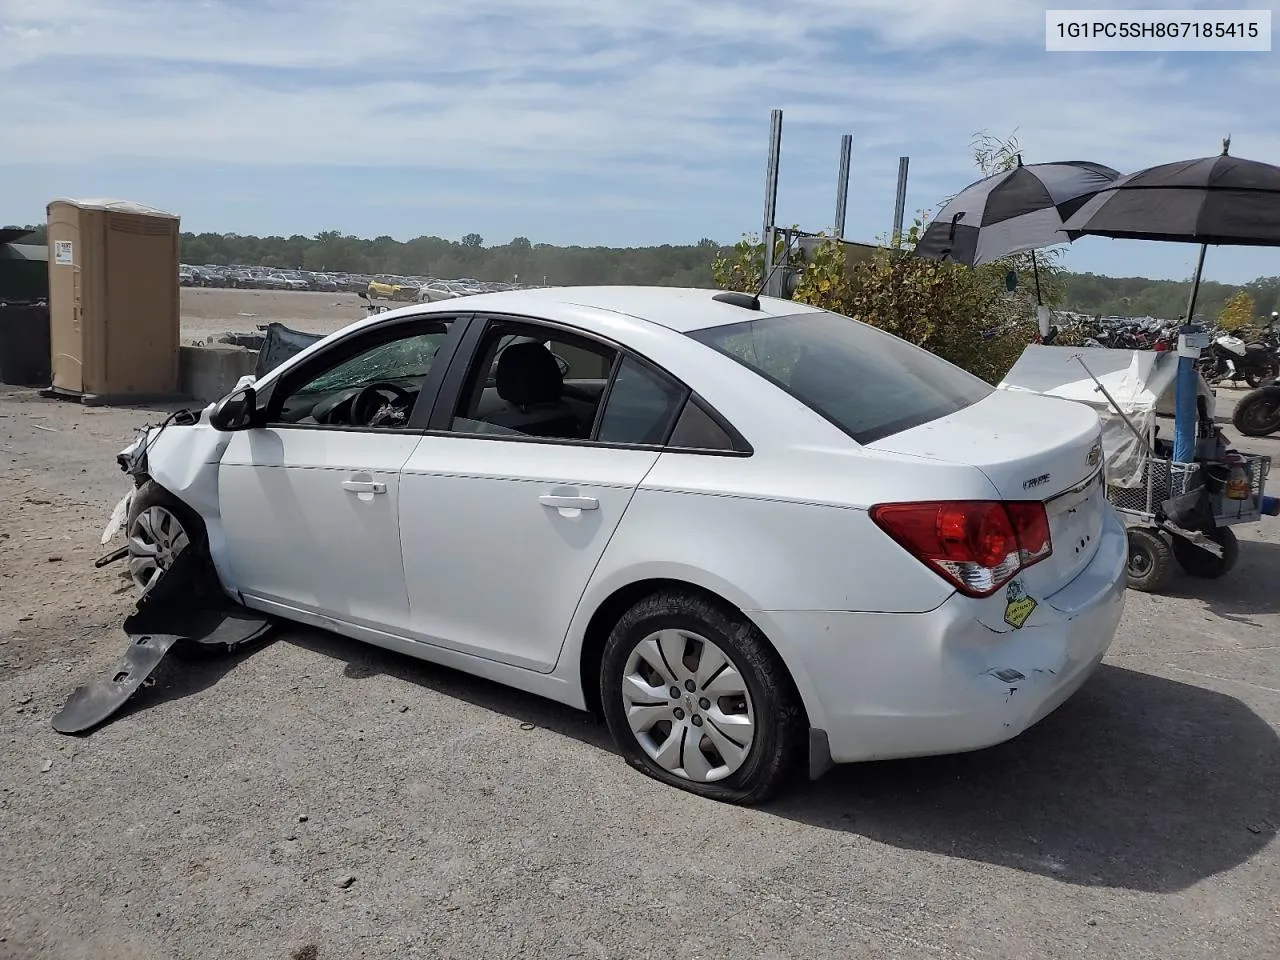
1173, 324, 1200, 463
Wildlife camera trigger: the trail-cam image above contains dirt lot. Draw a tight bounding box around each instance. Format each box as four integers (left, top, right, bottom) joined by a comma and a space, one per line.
1, 384, 1278, 960
180, 288, 374, 343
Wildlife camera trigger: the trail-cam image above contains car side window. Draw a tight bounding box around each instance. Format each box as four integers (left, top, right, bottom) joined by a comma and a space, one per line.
596, 356, 688, 445
450, 322, 617, 440
270, 319, 453, 429
666, 397, 740, 451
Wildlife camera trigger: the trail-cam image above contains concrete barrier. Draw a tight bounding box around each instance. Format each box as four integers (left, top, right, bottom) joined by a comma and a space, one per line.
179, 344, 257, 404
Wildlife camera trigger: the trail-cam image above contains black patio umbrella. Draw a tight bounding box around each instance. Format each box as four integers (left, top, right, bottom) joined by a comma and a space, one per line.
913, 158, 1121, 299
1063, 138, 1280, 320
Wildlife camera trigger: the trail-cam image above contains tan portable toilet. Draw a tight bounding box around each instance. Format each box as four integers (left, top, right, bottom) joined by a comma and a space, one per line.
45, 198, 181, 404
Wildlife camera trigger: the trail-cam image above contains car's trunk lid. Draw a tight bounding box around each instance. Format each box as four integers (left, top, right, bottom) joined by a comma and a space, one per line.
868, 390, 1106, 595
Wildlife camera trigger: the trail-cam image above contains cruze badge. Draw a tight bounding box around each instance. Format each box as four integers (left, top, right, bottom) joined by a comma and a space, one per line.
1087, 442, 1102, 467
1023, 473, 1050, 490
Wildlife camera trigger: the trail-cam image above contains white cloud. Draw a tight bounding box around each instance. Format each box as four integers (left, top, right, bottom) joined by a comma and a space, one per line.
0, 0, 1275, 261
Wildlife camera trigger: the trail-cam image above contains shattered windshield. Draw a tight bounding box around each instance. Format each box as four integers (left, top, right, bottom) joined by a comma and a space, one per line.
295, 330, 449, 396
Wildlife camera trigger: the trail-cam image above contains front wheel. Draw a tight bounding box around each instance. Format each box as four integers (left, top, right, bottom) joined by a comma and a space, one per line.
1171, 527, 1239, 578
1232, 388, 1280, 437
599, 590, 805, 805
126, 481, 205, 593
1126, 527, 1174, 592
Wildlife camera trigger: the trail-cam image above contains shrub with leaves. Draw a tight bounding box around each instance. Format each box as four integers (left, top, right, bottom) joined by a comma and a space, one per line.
711, 130, 1071, 384
713, 228, 1035, 383
1217, 290, 1255, 333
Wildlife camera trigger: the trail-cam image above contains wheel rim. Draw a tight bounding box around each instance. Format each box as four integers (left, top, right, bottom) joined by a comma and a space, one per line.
1128, 547, 1151, 576
127, 505, 190, 591
620, 629, 756, 783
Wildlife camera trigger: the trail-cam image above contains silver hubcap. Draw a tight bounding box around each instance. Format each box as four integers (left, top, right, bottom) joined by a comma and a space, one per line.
621, 629, 755, 783
127, 506, 190, 592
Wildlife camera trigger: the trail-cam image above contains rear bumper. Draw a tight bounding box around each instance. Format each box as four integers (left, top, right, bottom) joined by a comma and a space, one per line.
759, 506, 1128, 766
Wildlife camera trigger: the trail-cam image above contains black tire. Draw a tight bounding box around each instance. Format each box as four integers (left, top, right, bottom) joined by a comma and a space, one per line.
1232, 388, 1280, 437
1171, 527, 1239, 578
1245, 359, 1279, 388
1126, 527, 1174, 592
599, 590, 806, 805
126, 480, 207, 594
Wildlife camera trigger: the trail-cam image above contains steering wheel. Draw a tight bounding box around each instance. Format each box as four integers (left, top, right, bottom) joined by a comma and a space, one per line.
351, 381, 414, 425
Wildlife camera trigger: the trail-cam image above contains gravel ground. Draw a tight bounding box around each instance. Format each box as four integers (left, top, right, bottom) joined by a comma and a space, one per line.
1, 383, 1277, 960
180, 288, 376, 343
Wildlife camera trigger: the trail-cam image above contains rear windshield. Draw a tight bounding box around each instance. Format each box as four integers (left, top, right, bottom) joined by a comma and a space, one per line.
688, 310, 992, 444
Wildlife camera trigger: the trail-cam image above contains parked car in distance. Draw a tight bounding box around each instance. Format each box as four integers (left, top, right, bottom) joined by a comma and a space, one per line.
114, 286, 1126, 805
368, 274, 419, 301
309, 273, 339, 292
418, 282, 462, 302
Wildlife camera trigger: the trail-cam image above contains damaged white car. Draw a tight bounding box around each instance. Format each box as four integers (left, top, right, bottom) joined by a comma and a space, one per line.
102, 286, 1127, 804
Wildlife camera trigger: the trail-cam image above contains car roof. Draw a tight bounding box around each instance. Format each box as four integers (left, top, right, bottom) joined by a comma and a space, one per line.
416, 285, 824, 333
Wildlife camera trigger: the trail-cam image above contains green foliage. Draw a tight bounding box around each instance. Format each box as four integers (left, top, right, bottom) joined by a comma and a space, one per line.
1218, 290, 1255, 332
1062, 272, 1277, 320
714, 231, 1032, 383
6, 216, 1276, 323
2, 223, 722, 287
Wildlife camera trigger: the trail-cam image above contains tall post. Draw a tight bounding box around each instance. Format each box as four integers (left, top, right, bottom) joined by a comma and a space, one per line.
1174, 243, 1210, 463
892, 156, 910, 246
833, 134, 852, 239
762, 110, 783, 285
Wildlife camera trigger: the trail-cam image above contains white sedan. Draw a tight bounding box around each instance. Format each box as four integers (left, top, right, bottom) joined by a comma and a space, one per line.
118, 286, 1126, 804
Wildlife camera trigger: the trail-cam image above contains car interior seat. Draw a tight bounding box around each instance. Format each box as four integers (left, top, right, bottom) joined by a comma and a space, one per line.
485, 341, 582, 437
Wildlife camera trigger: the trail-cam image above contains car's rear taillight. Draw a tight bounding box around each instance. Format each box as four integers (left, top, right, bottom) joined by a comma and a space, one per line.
869, 500, 1053, 597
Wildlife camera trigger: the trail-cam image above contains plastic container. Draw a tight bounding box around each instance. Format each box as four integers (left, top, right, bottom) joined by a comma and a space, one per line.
0, 300, 52, 386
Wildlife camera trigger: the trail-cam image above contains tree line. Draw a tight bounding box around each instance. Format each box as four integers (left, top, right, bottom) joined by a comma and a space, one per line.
8, 222, 1278, 321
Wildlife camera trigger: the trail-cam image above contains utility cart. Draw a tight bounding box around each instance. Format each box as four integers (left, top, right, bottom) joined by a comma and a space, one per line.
998, 344, 1277, 592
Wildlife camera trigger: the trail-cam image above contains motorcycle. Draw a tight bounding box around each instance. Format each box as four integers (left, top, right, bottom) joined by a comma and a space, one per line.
1232, 376, 1280, 436
1198, 327, 1280, 387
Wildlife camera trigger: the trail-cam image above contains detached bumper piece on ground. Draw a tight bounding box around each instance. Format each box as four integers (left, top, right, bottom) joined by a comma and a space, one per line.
51, 547, 275, 734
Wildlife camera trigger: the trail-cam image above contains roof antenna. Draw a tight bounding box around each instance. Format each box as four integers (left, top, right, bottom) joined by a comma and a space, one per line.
1015, 153, 1023, 167
752, 229, 799, 300
1222, 134, 1231, 155
714, 229, 803, 310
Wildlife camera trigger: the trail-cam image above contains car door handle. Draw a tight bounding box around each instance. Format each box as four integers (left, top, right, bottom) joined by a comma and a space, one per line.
342, 480, 386, 494
539, 494, 598, 510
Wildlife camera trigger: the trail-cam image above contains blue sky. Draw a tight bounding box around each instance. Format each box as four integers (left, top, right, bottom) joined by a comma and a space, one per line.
1, 0, 1277, 282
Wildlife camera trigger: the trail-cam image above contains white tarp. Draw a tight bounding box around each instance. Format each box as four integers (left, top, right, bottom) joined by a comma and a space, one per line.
997, 345, 1214, 488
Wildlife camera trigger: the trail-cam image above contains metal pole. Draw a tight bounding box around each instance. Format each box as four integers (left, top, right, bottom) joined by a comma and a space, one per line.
1174, 244, 1209, 463
1183, 243, 1208, 322
892, 156, 910, 246
762, 110, 782, 281
833, 134, 852, 239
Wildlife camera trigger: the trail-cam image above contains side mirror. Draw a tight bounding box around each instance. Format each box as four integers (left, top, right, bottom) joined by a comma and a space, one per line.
208, 385, 257, 431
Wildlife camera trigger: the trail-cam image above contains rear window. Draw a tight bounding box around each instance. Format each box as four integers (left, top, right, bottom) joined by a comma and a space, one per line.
688, 310, 992, 444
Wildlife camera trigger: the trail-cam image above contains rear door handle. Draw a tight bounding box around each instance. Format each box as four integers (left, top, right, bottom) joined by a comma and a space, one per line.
539, 494, 599, 510
342, 480, 386, 494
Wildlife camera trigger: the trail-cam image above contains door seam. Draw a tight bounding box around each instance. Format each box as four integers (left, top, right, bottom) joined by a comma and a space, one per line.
548, 452, 666, 675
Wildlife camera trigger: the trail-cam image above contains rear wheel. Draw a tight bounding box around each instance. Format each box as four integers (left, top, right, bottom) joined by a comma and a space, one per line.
1171, 527, 1239, 578
126, 481, 205, 593
1126, 527, 1173, 592
599, 590, 805, 805
1245, 358, 1279, 388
